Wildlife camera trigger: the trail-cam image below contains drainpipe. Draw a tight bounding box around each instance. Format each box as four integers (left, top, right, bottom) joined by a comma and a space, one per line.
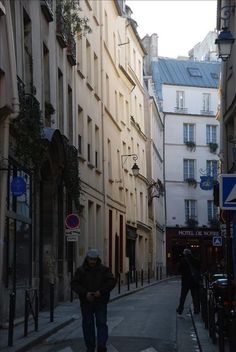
0, 0, 20, 291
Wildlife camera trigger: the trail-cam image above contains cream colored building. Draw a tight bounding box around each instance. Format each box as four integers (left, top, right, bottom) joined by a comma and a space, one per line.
75, 0, 158, 277
0, 0, 165, 325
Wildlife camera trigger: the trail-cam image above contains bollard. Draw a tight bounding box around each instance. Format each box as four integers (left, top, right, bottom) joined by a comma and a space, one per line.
141, 269, 143, 286
24, 291, 29, 337
50, 283, 55, 322
70, 272, 73, 302
127, 272, 130, 291
148, 268, 150, 284
118, 273, 121, 294
160, 266, 162, 280
8, 292, 15, 346
135, 270, 138, 288
156, 266, 159, 281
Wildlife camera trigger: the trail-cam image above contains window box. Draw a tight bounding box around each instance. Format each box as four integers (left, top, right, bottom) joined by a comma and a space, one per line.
185, 141, 196, 151
185, 178, 197, 188
208, 142, 218, 153
209, 218, 220, 230
186, 218, 198, 228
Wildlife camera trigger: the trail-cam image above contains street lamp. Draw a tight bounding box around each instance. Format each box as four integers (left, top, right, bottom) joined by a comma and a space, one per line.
215, 6, 235, 61
121, 154, 139, 177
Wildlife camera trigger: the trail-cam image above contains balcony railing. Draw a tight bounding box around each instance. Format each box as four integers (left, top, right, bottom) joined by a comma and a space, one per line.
41, 0, 53, 22
200, 110, 214, 116
56, 11, 67, 48
174, 107, 188, 113
66, 33, 76, 66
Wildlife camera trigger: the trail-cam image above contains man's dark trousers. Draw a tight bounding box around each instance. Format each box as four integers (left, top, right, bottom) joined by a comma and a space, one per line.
81, 301, 108, 352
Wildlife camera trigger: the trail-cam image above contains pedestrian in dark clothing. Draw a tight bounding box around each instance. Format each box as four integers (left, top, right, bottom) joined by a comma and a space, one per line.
176, 248, 201, 315
71, 249, 116, 352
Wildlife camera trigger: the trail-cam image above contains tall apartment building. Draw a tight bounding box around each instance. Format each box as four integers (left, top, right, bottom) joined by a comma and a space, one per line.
76, 0, 164, 277
151, 58, 221, 274
0, 0, 166, 324
0, 0, 78, 322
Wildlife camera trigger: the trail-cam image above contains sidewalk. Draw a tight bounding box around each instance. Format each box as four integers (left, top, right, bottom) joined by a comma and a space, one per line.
0, 277, 216, 352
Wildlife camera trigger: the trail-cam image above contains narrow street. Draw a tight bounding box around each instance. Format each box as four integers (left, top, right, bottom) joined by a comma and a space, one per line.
26, 279, 198, 352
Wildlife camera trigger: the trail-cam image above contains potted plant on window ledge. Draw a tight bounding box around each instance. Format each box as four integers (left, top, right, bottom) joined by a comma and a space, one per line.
185, 178, 197, 188
209, 217, 220, 230
186, 218, 198, 228
208, 142, 218, 153
185, 140, 196, 151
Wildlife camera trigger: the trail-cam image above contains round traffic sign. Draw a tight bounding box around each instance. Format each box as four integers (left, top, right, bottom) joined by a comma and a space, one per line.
65, 214, 80, 229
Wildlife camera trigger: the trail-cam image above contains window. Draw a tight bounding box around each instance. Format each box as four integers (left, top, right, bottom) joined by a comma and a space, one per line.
108, 139, 112, 180
58, 69, 63, 131
187, 67, 202, 77
176, 91, 185, 110
78, 105, 83, 155
183, 123, 194, 142
86, 40, 91, 84
208, 200, 218, 221
203, 93, 211, 112
183, 159, 195, 180
94, 53, 99, 95
211, 72, 218, 79
68, 85, 73, 143
206, 160, 218, 179
185, 200, 197, 222
206, 125, 217, 143
95, 125, 99, 169
87, 116, 92, 163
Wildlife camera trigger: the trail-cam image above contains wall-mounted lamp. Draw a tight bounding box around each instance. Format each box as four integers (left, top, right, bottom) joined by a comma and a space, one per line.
215, 5, 235, 61
121, 153, 139, 177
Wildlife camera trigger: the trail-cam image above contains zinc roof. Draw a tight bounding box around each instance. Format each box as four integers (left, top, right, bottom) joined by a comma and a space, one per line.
152, 58, 221, 92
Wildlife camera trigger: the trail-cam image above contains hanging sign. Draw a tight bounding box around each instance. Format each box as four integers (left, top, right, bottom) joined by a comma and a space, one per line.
11, 176, 26, 196
200, 176, 214, 190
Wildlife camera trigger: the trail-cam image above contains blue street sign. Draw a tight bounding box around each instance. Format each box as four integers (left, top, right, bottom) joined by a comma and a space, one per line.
11, 176, 26, 197
212, 236, 222, 247
200, 176, 214, 190
220, 174, 236, 210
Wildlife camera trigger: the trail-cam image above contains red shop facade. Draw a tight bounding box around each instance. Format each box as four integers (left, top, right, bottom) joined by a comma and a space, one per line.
166, 226, 224, 275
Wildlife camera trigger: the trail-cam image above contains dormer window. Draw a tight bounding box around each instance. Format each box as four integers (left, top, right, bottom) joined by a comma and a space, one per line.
187, 67, 202, 77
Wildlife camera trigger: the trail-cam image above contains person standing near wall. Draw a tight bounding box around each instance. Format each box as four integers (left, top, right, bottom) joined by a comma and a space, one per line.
71, 249, 116, 352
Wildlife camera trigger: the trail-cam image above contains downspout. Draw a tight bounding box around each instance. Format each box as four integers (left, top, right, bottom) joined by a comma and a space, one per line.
0, 0, 20, 287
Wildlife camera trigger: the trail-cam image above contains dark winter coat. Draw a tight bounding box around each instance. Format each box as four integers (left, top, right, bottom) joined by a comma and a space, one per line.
71, 258, 116, 304
179, 254, 201, 287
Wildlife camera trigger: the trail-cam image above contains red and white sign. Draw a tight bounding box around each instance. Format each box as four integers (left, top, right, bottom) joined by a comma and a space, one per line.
65, 213, 80, 229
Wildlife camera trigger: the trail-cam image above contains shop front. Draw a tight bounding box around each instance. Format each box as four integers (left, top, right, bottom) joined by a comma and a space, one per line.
166, 227, 224, 275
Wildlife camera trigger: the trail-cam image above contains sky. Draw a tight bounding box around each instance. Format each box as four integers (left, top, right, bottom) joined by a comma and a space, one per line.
125, 0, 217, 58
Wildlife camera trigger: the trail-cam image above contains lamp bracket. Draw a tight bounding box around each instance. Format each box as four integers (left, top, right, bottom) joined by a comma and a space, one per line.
121, 153, 138, 168
220, 5, 235, 28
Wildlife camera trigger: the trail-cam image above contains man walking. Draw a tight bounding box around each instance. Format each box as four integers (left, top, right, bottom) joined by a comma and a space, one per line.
176, 248, 201, 315
71, 249, 116, 352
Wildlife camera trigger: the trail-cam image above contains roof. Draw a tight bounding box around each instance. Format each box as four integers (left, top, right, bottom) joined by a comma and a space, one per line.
152, 58, 221, 93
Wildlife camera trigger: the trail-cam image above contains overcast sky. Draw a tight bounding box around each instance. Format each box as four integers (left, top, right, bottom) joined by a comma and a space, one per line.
125, 0, 217, 58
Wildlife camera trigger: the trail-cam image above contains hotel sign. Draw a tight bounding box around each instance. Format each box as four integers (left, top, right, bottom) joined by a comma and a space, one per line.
178, 230, 218, 236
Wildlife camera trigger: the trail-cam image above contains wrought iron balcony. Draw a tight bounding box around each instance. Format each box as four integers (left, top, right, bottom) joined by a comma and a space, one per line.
56, 11, 67, 48
174, 107, 188, 113
66, 33, 76, 66
41, 0, 53, 22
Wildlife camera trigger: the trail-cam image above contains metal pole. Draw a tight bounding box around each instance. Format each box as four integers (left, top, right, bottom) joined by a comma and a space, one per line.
127, 272, 130, 291
50, 283, 54, 322
24, 290, 29, 337
8, 292, 15, 346
35, 290, 39, 331
141, 269, 143, 286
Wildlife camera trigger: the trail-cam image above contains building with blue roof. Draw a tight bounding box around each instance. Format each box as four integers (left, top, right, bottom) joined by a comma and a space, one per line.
149, 55, 222, 274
